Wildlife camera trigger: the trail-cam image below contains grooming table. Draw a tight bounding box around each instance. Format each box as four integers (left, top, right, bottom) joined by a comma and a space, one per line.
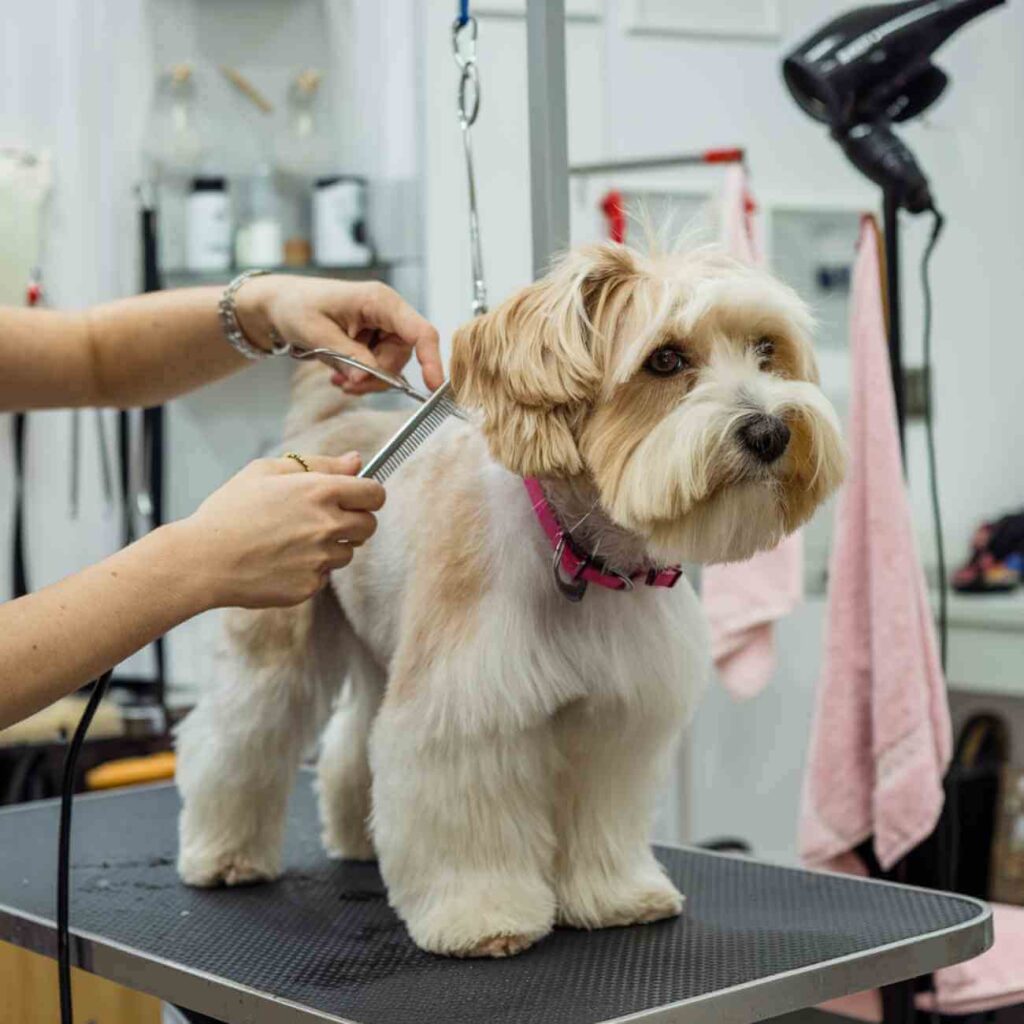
0, 780, 990, 1024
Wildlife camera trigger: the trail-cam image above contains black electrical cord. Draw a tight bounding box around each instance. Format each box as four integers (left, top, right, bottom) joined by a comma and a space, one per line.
58, 668, 114, 1024
921, 206, 947, 672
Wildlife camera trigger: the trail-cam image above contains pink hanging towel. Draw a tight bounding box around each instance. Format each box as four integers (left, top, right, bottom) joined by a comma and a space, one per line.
703, 165, 804, 700
799, 215, 951, 873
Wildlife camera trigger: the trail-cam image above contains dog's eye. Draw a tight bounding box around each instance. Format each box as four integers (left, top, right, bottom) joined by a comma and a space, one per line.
754, 336, 775, 365
644, 347, 688, 377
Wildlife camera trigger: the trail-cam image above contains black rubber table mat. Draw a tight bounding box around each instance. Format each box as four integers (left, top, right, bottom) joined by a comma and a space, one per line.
0, 780, 989, 1024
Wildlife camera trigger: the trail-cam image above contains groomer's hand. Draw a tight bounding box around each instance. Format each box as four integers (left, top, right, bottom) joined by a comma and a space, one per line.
234, 275, 444, 395
175, 452, 384, 609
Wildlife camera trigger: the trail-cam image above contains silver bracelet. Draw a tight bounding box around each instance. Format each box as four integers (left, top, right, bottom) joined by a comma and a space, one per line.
218, 269, 291, 360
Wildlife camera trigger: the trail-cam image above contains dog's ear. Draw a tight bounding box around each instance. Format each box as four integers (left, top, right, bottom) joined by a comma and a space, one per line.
450, 244, 638, 477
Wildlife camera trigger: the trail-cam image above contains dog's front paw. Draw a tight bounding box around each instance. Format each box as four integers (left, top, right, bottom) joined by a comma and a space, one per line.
178, 847, 281, 888
400, 873, 555, 958
459, 932, 541, 959
557, 869, 684, 930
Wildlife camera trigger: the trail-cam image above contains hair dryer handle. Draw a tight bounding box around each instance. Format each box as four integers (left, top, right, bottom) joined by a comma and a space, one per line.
838, 122, 934, 213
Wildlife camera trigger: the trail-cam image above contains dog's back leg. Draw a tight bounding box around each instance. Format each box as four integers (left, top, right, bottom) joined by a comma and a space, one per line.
316, 642, 383, 861
176, 591, 350, 887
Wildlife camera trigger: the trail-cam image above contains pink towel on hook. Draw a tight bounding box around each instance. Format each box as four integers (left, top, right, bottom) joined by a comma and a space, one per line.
703, 165, 804, 700
799, 215, 951, 873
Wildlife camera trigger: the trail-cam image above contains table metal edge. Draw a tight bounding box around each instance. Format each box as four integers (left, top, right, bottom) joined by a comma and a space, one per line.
0, 901, 354, 1024
604, 897, 993, 1024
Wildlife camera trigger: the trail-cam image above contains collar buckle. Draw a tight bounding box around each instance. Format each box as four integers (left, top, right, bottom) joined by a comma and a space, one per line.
552, 536, 589, 603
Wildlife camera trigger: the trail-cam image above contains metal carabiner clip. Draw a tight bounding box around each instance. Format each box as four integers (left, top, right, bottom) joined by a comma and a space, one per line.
451, 15, 479, 69
457, 62, 481, 129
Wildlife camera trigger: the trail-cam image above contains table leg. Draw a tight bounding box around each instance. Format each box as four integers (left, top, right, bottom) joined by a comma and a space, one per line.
881, 979, 917, 1022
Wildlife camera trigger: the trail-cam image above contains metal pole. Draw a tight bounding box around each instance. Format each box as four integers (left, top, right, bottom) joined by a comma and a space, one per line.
883, 190, 906, 459
526, 0, 570, 279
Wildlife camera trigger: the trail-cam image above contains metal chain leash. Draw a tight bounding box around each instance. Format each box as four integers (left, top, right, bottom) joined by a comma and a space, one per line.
452, 12, 487, 316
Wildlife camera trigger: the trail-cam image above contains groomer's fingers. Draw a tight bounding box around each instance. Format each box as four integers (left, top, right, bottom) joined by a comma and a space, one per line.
323, 543, 356, 572
329, 510, 378, 545
304, 315, 388, 389
318, 475, 386, 512
344, 283, 444, 390
273, 452, 361, 475
288, 452, 364, 475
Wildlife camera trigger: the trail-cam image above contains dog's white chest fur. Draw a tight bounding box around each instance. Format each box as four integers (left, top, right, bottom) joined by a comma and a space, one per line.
332, 423, 709, 737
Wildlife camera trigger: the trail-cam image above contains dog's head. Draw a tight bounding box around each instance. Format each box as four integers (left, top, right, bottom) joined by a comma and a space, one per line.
450, 243, 845, 564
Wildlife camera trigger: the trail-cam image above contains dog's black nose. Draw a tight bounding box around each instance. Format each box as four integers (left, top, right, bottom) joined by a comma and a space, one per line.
738, 414, 791, 464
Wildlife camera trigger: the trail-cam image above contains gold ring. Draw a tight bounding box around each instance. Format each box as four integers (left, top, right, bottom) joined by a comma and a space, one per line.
283, 452, 311, 472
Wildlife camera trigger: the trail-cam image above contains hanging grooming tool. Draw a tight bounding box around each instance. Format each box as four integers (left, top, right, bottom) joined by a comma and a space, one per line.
69, 412, 80, 519
219, 66, 274, 115
39, 258, 113, 521
70, 409, 115, 519
131, 411, 154, 519
3, 151, 51, 598
16, 271, 43, 593
93, 411, 114, 512
11, 411, 28, 598
138, 180, 167, 717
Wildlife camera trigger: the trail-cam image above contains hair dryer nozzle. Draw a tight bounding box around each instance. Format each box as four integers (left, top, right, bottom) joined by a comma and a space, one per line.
783, 0, 1005, 129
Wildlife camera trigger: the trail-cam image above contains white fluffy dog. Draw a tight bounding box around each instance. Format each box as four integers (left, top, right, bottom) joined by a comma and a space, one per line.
176, 242, 845, 958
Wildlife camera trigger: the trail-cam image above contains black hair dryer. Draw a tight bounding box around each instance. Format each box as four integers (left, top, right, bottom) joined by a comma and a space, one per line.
782, 0, 1005, 212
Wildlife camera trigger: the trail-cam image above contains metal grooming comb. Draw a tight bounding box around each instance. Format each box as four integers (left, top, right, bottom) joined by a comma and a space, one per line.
286, 345, 466, 483
358, 380, 466, 482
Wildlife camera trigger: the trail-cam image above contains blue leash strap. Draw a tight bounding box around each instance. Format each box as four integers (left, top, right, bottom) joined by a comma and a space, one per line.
457, 0, 469, 27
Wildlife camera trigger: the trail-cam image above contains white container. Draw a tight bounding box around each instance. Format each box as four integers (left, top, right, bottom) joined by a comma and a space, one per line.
313, 176, 372, 266
235, 219, 283, 267
185, 177, 231, 271
234, 172, 284, 268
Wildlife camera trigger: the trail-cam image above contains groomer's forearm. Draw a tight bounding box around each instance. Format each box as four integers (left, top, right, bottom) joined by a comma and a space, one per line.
0, 282, 273, 412
0, 524, 209, 729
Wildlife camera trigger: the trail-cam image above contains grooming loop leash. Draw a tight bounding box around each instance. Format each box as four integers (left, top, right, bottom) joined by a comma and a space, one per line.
452, 7, 487, 316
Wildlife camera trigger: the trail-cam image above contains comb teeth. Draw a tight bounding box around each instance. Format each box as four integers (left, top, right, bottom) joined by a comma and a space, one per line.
359, 384, 465, 483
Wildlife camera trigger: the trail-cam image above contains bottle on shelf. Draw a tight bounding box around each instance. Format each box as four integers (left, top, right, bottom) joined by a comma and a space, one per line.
313, 176, 372, 268
234, 167, 284, 269
185, 177, 231, 272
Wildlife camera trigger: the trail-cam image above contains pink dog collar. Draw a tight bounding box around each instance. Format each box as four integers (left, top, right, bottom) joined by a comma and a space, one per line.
523, 477, 683, 602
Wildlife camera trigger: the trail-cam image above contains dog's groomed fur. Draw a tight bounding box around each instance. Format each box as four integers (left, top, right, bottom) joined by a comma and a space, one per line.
176, 243, 845, 958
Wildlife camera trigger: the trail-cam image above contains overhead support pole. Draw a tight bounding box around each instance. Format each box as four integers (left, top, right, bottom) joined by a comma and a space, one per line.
526, 0, 570, 279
